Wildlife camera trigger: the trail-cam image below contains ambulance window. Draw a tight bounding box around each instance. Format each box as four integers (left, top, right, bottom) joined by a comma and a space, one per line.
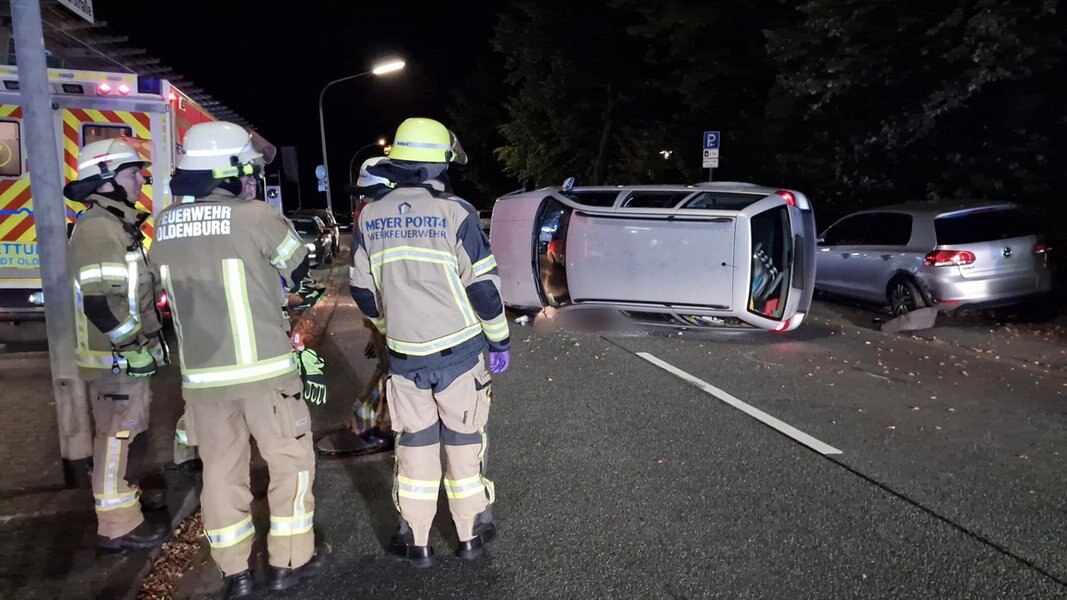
82, 124, 132, 146
0, 121, 21, 177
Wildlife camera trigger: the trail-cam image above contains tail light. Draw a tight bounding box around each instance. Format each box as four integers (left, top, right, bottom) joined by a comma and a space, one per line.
923, 250, 976, 267
97, 83, 112, 94
1033, 243, 1050, 255
775, 190, 796, 206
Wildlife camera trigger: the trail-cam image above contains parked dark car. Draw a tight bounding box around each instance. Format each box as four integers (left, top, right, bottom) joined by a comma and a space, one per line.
293, 208, 341, 255
290, 216, 333, 266
333, 210, 353, 232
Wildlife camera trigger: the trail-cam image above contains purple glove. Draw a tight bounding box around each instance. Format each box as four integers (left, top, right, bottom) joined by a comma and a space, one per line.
489, 350, 510, 374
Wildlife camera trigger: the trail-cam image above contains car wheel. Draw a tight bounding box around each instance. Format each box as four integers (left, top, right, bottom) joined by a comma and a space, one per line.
888, 278, 926, 316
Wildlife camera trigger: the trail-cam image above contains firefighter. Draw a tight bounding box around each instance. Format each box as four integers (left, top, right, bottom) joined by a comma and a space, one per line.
63, 139, 171, 552
149, 121, 323, 598
350, 118, 510, 565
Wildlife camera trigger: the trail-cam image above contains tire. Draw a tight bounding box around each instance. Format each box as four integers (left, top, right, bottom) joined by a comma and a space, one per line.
888, 278, 926, 316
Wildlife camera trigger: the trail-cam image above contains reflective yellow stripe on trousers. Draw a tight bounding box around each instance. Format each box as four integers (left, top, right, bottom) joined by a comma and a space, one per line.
270, 471, 314, 536
444, 475, 486, 500
397, 475, 441, 501
205, 516, 256, 549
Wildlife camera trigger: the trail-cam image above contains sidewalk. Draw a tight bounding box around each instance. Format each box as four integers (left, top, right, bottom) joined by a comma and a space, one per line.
0, 337, 200, 600
0, 261, 348, 600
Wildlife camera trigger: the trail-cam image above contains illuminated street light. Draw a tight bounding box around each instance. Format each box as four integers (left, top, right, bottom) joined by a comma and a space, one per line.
318, 58, 405, 211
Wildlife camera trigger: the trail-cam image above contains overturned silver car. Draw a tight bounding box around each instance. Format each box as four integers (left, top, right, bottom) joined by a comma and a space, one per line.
490, 182, 817, 332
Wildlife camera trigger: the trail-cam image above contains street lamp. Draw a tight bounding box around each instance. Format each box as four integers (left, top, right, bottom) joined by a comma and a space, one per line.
348, 137, 388, 183
318, 59, 405, 212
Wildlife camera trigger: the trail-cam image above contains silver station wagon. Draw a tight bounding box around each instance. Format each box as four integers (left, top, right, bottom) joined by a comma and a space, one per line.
816, 202, 1053, 314
489, 182, 817, 332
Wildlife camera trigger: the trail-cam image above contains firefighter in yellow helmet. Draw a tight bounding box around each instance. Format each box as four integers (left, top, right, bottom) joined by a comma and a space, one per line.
350, 118, 509, 565
149, 121, 323, 598
63, 138, 171, 552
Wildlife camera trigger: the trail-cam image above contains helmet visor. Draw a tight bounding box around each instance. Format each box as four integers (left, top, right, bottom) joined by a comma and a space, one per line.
449, 131, 468, 165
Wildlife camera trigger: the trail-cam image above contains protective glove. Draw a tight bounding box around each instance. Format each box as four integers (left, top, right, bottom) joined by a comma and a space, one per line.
120, 347, 157, 378
298, 349, 328, 405
489, 350, 510, 374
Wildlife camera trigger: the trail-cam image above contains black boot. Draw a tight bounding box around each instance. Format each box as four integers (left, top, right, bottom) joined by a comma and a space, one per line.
138, 486, 167, 512
220, 570, 255, 599
95, 520, 171, 552
386, 529, 434, 568
456, 521, 497, 560
269, 551, 326, 591
358, 425, 395, 451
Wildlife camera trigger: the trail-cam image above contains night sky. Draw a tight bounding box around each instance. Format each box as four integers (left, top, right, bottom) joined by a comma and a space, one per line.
94, 0, 503, 208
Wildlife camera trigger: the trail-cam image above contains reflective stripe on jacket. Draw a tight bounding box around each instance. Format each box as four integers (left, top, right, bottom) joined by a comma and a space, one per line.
350, 186, 509, 359
149, 190, 308, 400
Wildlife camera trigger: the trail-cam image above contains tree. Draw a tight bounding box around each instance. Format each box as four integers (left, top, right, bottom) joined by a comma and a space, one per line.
764, 0, 1066, 213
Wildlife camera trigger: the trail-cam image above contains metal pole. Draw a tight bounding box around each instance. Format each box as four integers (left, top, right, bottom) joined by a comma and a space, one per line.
318, 72, 371, 213
708, 167, 714, 182
11, 0, 93, 472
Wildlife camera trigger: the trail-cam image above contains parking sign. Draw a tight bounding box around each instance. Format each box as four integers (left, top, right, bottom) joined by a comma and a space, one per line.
703, 131, 720, 150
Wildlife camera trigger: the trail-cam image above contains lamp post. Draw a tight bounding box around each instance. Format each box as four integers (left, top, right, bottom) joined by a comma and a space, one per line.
348, 137, 388, 184
318, 59, 404, 212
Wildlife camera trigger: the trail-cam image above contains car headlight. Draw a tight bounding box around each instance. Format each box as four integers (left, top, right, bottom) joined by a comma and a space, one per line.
305, 243, 316, 250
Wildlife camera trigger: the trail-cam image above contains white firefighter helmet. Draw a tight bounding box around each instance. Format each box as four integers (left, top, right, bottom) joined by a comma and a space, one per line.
356, 156, 392, 189
178, 121, 262, 174
75, 138, 150, 184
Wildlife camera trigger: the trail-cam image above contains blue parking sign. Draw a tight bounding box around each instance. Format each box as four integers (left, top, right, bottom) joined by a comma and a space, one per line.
703, 131, 720, 150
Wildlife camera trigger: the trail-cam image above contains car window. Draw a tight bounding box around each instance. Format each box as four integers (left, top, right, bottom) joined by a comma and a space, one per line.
683, 192, 765, 210
563, 190, 619, 207
622, 191, 691, 209
749, 204, 793, 320
535, 197, 571, 307
935, 208, 1030, 244
864, 213, 913, 246
822, 214, 872, 245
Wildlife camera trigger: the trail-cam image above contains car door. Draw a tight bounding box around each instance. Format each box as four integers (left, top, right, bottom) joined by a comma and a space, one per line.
816, 214, 873, 295
848, 212, 914, 300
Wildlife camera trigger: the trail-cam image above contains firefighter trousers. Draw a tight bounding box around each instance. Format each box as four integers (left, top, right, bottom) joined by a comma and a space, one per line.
89, 373, 152, 539
387, 355, 495, 546
185, 390, 316, 576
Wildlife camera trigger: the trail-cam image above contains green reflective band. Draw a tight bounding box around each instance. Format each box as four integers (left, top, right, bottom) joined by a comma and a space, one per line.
78, 263, 128, 284
269, 512, 315, 536
205, 516, 255, 549
395, 140, 451, 150
368, 316, 386, 332
481, 318, 509, 341
354, 402, 377, 420
107, 316, 141, 343
444, 265, 477, 326
94, 491, 139, 512
444, 475, 485, 500
272, 232, 302, 269
222, 259, 257, 365
369, 247, 458, 281
182, 354, 298, 388
396, 475, 441, 501
77, 349, 126, 369
210, 163, 256, 179
472, 255, 497, 276
175, 428, 188, 446
386, 324, 483, 356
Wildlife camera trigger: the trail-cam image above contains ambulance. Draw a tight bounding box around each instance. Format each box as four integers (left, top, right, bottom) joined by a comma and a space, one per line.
0, 66, 273, 323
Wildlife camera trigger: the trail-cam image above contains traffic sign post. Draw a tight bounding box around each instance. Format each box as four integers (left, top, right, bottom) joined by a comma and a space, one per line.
702, 130, 720, 181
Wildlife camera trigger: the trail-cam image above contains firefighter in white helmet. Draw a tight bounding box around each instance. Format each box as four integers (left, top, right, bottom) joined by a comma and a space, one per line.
150, 121, 323, 598
350, 118, 510, 565
64, 138, 171, 552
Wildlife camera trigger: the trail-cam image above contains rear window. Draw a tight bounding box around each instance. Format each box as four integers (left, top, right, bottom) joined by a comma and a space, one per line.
935, 208, 1030, 245
683, 192, 765, 210
749, 205, 792, 321
622, 191, 691, 209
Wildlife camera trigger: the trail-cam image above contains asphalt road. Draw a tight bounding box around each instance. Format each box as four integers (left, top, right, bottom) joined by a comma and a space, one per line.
246, 300, 1066, 598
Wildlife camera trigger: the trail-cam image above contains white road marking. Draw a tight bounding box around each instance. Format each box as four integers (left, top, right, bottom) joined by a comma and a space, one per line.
637, 352, 843, 456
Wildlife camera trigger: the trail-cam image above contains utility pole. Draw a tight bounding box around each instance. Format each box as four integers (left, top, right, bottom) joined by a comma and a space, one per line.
11, 0, 93, 482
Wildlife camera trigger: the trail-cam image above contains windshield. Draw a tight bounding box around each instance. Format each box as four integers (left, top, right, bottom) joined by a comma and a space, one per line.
292, 220, 318, 235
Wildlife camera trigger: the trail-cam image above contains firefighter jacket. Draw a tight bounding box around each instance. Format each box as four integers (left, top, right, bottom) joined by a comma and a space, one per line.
148, 189, 310, 401
350, 185, 510, 359
68, 194, 163, 380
